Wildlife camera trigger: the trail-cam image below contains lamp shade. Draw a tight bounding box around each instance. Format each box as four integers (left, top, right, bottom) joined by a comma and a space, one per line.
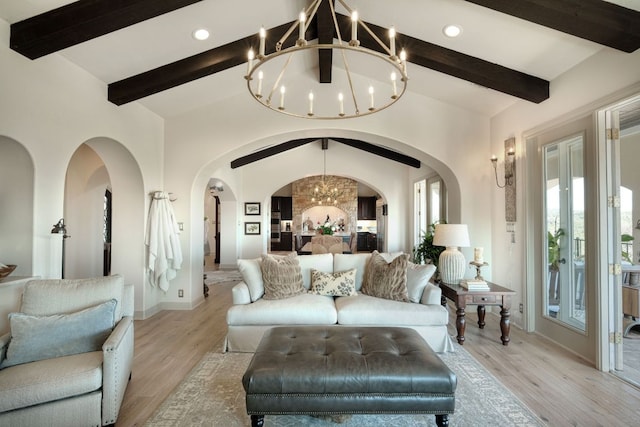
432, 224, 470, 248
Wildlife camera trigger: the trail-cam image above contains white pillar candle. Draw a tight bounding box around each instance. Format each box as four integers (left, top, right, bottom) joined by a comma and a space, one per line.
474, 247, 484, 263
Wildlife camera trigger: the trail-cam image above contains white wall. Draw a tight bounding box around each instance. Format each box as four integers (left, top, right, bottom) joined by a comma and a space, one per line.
490, 48, 640, 339
0, 18, 165, 317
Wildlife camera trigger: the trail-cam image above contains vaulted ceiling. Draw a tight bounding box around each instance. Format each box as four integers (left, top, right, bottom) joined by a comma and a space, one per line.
2, 0, 639, 118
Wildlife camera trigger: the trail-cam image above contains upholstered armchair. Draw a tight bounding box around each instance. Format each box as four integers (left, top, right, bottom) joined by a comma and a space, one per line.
0, 275, 134, 426
311, 235, 345, 254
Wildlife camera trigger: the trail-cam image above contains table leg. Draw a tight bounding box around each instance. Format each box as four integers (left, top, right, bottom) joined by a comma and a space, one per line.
251, 415, 264, 427
477, 305, 486, 329
455, 306, 466, 345
435, 413, 450, 427
499, 306, 511, 346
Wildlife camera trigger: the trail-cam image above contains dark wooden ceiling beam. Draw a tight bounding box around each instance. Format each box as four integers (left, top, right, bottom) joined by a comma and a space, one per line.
10, 0, 203, 60
317, 0, 335, 83
108, 21, 302, 105
335, 14, 549, 104
332, 138, 421, 168
230, 138, 318, 169
464, 0, 640, 53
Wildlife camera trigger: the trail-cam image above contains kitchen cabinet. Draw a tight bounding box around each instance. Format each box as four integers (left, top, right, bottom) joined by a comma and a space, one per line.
357, 197, 377, 220
279, 232, 293, 251
271, 197, 292, 220
357, 232, 376, 252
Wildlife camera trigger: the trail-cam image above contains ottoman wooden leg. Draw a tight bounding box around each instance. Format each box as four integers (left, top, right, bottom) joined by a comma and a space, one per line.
435, 413, 450, 427
251, 414, 264, 427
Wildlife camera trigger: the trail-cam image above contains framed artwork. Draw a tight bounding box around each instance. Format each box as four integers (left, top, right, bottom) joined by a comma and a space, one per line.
244, 222, 260, 235
244, 202, 261, 215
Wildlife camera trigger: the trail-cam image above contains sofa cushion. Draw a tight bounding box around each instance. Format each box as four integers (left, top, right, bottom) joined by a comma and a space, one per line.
407, 262, 437, 303
309, 268, 357, 297
361, 251, 409, 302
297, 253, 334, 290
0, 351, 103, 412
333, 253, 370, 291
1, 299, 116, 369
238, 258, 264, 302
227, 293, 338, 325
20, 275, 124, 323
335, 293, 449, 326
261, 254, 305, 300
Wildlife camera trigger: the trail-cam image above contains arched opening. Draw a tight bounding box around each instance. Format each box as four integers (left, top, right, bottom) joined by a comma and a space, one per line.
0, 136, 34, 276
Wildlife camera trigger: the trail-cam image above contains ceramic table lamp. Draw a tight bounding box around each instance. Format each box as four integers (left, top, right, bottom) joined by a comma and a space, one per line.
433, 224, 470, 284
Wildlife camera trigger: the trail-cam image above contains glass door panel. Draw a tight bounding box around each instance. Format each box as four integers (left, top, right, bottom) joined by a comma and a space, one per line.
543, 135, 586, 331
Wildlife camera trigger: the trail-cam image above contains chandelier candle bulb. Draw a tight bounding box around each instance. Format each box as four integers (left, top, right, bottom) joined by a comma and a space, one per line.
279, 86, 285, 110
368, 86, 375, 110
391, 72, 397, 97
308, 92, 314, 116
400, 49, 408, 77
299, 12, 306, 42
389, 27, 396, 57
338, 93, 344, 116
257, 71, 263, 97
351, 11, 358, 41
247, 49, 254, 76
474, 247, 484, 264
259, 27, 266, 57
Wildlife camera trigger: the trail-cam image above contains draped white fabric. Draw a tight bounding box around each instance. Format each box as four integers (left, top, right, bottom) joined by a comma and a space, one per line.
145, 192, 182, 292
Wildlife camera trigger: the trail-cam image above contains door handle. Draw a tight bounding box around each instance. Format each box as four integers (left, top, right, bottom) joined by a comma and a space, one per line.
559, 258, 566, 264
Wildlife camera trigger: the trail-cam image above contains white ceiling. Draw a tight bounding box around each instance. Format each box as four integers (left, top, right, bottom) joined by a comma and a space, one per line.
1, 0, 638, 119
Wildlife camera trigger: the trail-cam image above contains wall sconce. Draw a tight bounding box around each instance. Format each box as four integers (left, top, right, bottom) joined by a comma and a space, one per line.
490, 147, 515, 188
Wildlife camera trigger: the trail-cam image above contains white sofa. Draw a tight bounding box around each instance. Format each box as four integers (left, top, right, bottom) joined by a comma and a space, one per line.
225, 253, 454, 353
0, 275, 134, 427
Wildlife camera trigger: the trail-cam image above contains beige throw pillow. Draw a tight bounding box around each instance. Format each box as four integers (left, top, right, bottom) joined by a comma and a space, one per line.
361, 250, 409, 302
260, 253, 305, 300
310, 268, 357, 297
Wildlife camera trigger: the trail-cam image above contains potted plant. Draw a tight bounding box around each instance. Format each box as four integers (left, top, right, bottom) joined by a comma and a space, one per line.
413, 221, 446, 273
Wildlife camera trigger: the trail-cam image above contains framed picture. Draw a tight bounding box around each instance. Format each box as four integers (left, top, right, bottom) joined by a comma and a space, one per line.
244, 202, 261, 215
244, 222, 260, 235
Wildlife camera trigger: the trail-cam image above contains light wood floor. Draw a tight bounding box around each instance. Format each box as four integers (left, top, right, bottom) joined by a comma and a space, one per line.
116, 282, 640, 426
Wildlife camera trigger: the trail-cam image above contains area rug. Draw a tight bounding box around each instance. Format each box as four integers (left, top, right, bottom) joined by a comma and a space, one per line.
204, 270, 243, 285
144, 346, 544, 427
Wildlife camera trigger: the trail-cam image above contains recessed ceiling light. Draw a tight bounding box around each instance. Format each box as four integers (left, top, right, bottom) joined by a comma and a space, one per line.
192, 28, 210, 41
443, 25, 462, 38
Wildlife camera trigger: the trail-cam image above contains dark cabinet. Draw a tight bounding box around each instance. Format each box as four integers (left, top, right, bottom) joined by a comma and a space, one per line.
357, 197, 377, 220
271, 196, 292, 220
279, 232, 293, 251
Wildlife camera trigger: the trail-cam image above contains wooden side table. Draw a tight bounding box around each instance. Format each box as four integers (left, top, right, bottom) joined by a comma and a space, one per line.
438, 280, 516, 346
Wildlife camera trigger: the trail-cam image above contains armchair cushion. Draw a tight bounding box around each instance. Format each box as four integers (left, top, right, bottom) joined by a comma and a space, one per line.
1, 299, 116, 369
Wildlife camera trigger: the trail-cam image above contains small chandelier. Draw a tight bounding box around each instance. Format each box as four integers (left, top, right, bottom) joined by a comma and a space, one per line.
245, 0, 408, 119
311, 142, 343, 205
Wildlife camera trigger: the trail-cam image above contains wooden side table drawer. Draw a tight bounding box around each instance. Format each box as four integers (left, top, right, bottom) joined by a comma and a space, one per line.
470, 295, 496, 304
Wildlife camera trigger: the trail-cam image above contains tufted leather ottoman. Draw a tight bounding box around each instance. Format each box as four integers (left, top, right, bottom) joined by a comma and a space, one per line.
242, 326, 456, 427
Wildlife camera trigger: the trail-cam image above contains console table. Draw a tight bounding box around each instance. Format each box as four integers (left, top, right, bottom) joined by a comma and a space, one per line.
438, 280, 516, 346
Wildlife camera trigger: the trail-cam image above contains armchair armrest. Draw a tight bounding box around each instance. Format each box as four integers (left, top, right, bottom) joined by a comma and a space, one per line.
420, 282, 442, 306
101, 316, 134, 425
232, 282, 251, 305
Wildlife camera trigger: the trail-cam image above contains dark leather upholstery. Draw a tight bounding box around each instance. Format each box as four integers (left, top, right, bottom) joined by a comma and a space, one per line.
243, 326, 456, 416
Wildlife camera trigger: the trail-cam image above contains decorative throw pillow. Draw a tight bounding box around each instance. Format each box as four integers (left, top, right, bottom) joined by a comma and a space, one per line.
406, 262, 436, 303
0, 299, 117, 369
310, 268, 357, 297
260, 253, 305, 300
361, 251, 409, 302
237, 258, 264, 301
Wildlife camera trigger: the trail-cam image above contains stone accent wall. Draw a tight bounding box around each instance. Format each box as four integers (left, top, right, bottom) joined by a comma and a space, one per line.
292, 175, 358, 233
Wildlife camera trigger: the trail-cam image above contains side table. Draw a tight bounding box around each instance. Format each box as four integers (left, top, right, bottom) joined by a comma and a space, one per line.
438, 280, 516, 346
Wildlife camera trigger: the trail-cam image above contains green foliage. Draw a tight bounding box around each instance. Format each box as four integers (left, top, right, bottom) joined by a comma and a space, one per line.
622, 233, 634, 263
547, 227, 565, 271
413, 221, 446, 268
